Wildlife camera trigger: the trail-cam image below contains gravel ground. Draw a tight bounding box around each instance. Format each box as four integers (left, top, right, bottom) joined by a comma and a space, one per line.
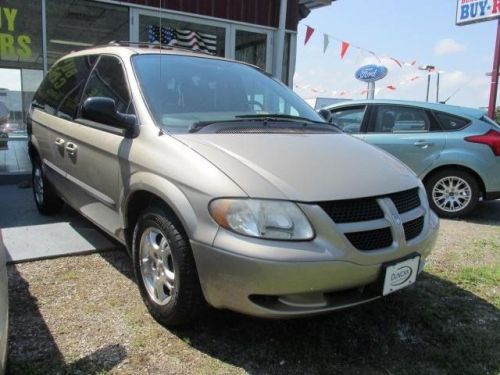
6, 201, 500, 375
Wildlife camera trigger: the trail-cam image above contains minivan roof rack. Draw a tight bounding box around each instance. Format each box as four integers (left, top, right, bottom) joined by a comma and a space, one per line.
106, 41, 214, 55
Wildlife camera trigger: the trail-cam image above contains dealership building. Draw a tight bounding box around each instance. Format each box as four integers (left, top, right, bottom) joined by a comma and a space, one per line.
0, 0, 331, 135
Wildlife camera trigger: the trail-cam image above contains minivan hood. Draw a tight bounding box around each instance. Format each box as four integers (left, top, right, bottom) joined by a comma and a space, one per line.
175, 133, 418, 201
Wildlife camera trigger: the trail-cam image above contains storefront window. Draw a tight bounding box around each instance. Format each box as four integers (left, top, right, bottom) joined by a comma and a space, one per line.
235, 30, 267, 71
0, 0, 43, 138
46, 0, 129, 66
139, 15, 226, 57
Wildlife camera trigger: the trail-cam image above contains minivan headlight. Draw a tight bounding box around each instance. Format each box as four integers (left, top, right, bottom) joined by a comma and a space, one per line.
209, 199, 314, 240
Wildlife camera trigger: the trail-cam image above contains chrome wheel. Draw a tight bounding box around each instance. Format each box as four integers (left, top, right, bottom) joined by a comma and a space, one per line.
432, 176, 472, 213
34, 166, 44, 205
139, 227, 175, 305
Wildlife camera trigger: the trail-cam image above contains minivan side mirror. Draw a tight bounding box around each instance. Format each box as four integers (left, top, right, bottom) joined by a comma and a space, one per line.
81, 97, 136, 135
317, 108, 332, 122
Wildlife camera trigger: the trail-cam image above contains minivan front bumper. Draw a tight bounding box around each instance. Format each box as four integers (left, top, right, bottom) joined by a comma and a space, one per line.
191, 209, 439, 318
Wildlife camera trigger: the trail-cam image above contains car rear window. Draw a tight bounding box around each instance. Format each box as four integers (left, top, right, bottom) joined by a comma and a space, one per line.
434, 112, 470, 131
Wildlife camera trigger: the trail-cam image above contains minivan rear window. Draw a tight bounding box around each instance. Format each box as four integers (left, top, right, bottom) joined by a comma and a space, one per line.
132, 54, 324, 134
33, 55, 97, 120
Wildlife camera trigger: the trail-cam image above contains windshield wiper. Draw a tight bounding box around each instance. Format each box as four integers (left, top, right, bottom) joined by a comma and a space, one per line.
188, 119, 241, 133
187, 115, 335, 133
235, 113, 325, 124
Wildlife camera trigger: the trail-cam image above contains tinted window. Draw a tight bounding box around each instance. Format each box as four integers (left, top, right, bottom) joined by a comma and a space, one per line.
132, 54, 322, 133
372, 106, 430, 133
330, 106, 366, 133
34, 56, 97, 119
435, 112, 470, 131
82, 55, 133, 117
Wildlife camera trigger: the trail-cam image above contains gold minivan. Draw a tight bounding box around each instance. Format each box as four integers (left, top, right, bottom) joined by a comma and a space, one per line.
28, 43, 439, 326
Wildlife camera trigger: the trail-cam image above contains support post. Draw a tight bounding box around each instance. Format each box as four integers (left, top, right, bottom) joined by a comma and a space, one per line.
426, 73, 431, 102
488, 18, 500, 119
274, 0, 287, 81
436, 72, 440, 103
367, 82, 375, 99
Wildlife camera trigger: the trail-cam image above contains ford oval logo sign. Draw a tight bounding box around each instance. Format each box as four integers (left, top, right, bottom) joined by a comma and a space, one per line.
355, 65, 388, 83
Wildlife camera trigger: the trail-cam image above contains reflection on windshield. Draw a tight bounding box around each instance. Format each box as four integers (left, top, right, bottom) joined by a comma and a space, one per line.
132, 54, 323, 133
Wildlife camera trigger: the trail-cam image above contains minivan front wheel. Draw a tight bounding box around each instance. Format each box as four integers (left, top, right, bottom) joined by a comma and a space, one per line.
132, 206, 205, 326
32, 158, 63, 215
425, 169, 479, 218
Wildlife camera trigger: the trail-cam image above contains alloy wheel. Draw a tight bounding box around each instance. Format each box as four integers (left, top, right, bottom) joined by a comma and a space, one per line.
139, 227, 175, 305
34, 166, 44, 205
432, 176, 472, 213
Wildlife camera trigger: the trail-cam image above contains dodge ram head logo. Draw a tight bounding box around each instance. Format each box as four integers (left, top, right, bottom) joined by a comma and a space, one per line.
393, 214, 402, 226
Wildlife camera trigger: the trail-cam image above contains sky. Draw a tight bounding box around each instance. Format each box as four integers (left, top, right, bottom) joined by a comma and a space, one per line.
294, 0, 499, 108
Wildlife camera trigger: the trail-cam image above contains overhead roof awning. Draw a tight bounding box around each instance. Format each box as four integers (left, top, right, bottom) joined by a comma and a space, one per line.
298, 0, 333, 10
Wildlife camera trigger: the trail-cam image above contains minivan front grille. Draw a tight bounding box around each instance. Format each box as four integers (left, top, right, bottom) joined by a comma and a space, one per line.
317, 198, 384, 223
317, 187, 423, 251
389, 188, 421, 214
403, 216, 424, 241
344, 227, 393, 251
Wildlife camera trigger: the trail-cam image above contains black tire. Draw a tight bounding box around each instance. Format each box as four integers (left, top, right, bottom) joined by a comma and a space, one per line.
132, 206, 206, 326
425, 169, 480, 218
32, 158, 64, 215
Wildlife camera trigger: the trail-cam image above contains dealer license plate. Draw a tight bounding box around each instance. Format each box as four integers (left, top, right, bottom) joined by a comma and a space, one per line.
382, 256, 420, 296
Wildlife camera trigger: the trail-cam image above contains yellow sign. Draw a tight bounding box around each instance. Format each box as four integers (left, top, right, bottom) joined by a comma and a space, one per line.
0, 7, 32, 60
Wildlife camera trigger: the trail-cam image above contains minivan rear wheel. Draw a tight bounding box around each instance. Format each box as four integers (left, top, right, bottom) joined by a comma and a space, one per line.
425, 169, 479, 218
132, 206, 206, 326
32, 158, 64, 215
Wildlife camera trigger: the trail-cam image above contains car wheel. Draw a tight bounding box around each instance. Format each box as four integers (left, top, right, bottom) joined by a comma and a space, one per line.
132, 206, 206, 326
32, 158, 64, 215
425, 169, 480, 218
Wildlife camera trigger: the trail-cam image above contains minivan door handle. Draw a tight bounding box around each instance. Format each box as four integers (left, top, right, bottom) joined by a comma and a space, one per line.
65, 142, 78, 157
414, 140, 434, 149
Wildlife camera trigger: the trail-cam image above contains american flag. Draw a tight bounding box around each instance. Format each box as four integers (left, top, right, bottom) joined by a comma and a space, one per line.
147, 25, 217, 54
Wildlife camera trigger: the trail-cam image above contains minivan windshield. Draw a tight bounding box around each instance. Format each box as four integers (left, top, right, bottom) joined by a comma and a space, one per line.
132, 54, 326, 134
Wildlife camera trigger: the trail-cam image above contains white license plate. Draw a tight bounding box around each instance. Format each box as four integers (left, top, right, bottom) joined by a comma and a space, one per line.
382, 256, 420, 296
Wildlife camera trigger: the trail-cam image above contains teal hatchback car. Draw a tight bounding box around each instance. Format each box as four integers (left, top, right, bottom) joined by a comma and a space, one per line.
325, 100, 500, 218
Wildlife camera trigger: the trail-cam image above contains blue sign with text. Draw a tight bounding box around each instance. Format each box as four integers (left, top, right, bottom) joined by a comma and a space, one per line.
456, 0, 500, 26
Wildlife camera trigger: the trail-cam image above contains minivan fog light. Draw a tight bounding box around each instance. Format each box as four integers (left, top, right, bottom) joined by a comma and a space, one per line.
209, 199, 314, 240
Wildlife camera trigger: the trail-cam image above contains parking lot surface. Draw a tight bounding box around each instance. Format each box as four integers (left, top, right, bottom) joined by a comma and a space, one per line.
6, 201, 500, 375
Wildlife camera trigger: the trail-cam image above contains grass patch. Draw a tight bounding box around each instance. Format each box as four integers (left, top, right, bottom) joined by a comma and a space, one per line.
7, 220, 500, 375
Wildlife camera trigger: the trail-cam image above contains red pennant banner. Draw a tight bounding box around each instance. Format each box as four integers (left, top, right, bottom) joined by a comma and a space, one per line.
305, 26, 315, 45
410, 76, 420, 81
340, 41, 350, 59
368, 51, 381, 63
301, 25, 429, 74
390, 57, 402, 68
387, 85, 397, 91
